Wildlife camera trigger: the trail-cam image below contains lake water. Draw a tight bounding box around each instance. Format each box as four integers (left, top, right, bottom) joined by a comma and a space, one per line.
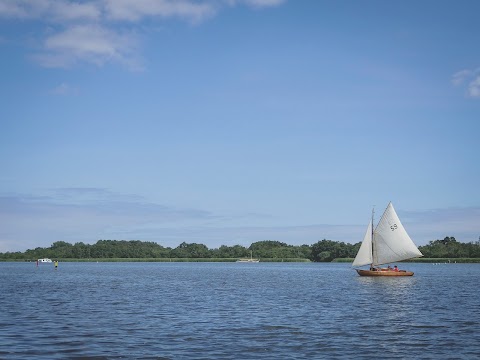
1, 262, 479, 359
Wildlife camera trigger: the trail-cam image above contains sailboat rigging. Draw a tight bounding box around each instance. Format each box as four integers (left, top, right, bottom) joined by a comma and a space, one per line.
352, 202, 423, 276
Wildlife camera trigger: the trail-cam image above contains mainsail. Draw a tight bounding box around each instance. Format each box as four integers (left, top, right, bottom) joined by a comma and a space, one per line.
353, 202, 423, 267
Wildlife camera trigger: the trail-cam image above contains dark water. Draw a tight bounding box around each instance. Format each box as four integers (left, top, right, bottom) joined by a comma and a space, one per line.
1, 262, 479, 359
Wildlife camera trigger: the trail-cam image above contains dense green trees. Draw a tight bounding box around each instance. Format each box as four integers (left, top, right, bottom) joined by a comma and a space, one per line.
211, 245, 249, 258
250, 240, 312, 259
3, 240, 171, 260
310, 239, 359, 262
0, 236, 478, 261
419, 237, 480, 258
170, 242, 210, 258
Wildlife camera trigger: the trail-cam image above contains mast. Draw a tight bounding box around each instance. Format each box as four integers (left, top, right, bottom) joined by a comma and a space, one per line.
352, 216, 374, 268
371, 206, 375, 268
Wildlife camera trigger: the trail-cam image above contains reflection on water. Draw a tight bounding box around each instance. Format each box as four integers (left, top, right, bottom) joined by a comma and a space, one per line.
356, 275, 417, 301
0, 262, 479, 359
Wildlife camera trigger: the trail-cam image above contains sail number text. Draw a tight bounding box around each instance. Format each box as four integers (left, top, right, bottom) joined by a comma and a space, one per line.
390, 224, 398, 231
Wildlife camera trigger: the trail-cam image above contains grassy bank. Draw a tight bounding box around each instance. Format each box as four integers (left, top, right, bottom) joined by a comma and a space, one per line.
6, 258, 311, 263
403, 258, 480, 263
332, 258, 480, 263
332, 258, 355, 263
3, 257, 479, 263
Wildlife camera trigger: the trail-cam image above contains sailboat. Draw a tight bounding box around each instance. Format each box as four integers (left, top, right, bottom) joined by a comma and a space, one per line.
236, 250, 260, 263
352, 202, 423, 276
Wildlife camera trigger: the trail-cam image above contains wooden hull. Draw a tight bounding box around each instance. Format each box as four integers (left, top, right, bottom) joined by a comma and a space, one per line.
356, 269, 414, 276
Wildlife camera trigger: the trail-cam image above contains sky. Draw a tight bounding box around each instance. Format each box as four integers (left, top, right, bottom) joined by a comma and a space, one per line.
1, 0, 479, 252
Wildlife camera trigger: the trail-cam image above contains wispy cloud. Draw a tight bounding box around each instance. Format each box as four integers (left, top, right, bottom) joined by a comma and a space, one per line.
0, 0, 287, 70
50, 82, 78, 95
0, 188, 215, 251
230, 0, 286, 8
2, 189, 478, 252
452, 68, 480, 98
0, 0, 100, 22
0, 188, 213, 221
401, 206, 480, 243
468, 76, 480, 98
35, 24, 142, 70
103, 0, 216, 23
0, 188, 364, 252
451, 69, 471, 86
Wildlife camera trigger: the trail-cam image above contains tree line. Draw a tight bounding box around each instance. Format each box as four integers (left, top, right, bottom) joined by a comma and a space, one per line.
418, 236, 480, 258
0, 236, 479, 262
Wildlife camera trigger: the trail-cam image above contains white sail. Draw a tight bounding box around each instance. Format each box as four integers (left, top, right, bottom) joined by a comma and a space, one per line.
372, 202, 423, 266
352, 220, 373, 267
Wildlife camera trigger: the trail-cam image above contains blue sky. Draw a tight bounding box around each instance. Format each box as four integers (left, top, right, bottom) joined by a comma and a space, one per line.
1, 0, 479, 252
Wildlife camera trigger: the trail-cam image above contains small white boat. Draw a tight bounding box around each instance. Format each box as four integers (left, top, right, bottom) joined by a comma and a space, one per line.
38, 258, 53, 263
236, 258, 260, 263
237, 251, 259, 263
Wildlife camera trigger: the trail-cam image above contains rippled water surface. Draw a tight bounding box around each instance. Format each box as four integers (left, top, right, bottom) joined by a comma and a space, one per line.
1, 262, 479, 359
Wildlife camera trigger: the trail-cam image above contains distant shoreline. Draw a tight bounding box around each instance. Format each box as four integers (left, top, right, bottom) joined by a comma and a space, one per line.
2, 257, 480, 263
2, 258, 311, 263
332, 257, 480, 263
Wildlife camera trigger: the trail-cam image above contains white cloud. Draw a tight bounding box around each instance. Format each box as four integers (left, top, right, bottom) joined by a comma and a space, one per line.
1, 0, 287, 70
34, 24, 143, 70
103, 0, 216, 23
0, 0, 41, 18
452, 67, 480, 99
451, 69, 471, 86
242, 0, 286, 7
467, 76, 480, 98
0, 0, 100, 22
50, 82, 78, 95
225, 0, 286, 8
49, 0, 101, 22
